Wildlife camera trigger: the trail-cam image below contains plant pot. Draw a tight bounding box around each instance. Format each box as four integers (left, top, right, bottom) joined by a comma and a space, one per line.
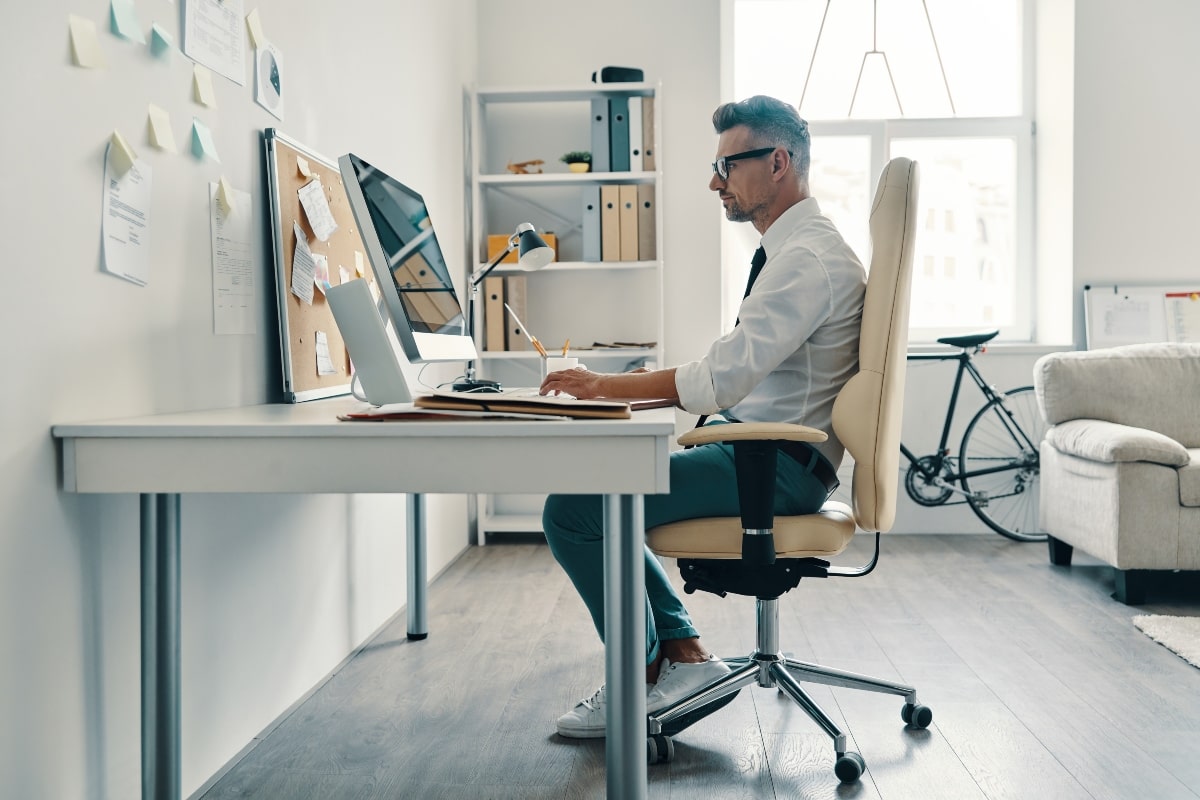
567, 162, 590, 173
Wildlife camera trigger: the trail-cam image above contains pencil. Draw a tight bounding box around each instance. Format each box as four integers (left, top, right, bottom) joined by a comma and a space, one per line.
504, 302, 549, 358
562, 339, 570, 357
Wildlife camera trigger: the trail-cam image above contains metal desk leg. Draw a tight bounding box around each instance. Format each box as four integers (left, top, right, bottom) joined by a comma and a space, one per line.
603, 494, 648, 800
406, 493, 428, 640
141, 493, 181, 800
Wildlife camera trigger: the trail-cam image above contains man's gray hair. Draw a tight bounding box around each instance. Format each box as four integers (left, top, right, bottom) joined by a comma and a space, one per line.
712, 95, 811, 179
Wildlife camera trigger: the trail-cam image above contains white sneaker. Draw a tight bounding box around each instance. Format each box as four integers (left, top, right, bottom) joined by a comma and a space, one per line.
647, 656, 731, 714
556, 683, 652, 739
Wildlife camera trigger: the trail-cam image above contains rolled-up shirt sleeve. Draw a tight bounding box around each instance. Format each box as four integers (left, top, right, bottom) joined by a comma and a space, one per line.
675, 358, 720, 414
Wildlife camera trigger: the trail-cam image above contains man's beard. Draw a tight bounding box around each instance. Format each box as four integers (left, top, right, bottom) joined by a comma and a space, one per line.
724, 198, 764, 224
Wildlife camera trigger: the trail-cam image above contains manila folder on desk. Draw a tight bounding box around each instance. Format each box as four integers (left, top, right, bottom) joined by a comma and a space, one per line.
415, 391, 632, 420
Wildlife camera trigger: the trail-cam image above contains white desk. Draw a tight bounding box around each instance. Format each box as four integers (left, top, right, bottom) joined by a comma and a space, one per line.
52, 398, 675, 800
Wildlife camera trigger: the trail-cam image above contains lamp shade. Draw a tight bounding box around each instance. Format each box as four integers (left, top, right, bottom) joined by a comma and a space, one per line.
515, 222, 555, 270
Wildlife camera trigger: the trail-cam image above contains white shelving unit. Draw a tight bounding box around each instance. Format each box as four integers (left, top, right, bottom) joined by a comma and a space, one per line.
469, 82, 665, 540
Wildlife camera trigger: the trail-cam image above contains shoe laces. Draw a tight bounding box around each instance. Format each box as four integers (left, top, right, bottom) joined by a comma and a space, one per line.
580, 684, 607, 710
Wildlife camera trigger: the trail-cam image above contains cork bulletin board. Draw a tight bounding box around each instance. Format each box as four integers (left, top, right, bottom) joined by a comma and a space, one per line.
264, 129, 370, 402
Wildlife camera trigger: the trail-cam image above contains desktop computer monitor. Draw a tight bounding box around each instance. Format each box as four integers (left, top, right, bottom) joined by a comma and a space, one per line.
339, 153, 478, 363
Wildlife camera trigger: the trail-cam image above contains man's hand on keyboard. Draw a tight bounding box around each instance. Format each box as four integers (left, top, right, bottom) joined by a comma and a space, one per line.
540, 365, 601, 398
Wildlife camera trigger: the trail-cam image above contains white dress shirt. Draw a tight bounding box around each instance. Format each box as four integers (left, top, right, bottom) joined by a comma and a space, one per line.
675, 197, 866, 467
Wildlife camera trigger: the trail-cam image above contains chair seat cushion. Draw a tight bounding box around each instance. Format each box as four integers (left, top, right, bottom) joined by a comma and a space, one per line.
647, 501, 856, 559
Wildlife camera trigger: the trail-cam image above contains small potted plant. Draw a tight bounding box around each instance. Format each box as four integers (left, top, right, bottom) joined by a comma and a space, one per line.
560, 150, 592, 173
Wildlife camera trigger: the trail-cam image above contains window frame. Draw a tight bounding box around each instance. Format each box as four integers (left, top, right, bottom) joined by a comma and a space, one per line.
809, 115, 1036, 342
728, 0, 1038, 344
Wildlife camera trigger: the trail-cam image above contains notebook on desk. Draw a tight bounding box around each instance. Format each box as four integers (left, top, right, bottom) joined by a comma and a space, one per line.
415, 390, 633, 419
427, 389, 674, 414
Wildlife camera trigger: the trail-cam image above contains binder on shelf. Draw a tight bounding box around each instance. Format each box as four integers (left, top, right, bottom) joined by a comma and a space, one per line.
619, 184, 639, 261
641, 96, 656, 171
590, 98, 610, 173
488, 232, 557, 264
504, 274, 529, 351
637, 183, 656, 261
608, 96, 630, 172
482, 276, 506, 351
581, 185, 601, 262
628, 98, 642, 171
600, 184, 621, 262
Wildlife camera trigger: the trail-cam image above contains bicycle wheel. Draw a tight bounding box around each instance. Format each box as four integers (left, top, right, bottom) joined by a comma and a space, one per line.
959, 386, 1048, 542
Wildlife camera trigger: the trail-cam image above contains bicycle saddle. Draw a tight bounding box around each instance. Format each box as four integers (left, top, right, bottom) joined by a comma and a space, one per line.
936, 329, 999, 349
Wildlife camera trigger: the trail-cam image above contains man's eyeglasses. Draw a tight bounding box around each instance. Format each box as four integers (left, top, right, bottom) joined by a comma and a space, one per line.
711, 147, 790, 181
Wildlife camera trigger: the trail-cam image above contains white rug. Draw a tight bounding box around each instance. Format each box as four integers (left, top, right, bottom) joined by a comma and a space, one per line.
1132, 614, 1200, 668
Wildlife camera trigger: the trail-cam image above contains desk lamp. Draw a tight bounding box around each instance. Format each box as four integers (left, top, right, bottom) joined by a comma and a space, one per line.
453, 222, 555, 392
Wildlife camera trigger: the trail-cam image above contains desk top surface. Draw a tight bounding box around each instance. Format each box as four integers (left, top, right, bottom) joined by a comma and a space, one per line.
52, 397, 678, 440
54, 398, 676, 495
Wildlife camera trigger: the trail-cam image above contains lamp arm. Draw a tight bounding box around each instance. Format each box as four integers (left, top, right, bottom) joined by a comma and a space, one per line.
463, 235, 516, 385
469, 234, 518, 289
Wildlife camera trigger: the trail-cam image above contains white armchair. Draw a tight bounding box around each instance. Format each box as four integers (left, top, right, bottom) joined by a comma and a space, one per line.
1033, 343, 1200, 603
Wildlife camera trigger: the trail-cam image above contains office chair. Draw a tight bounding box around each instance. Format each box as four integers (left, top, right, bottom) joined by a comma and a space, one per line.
644, 157, 924, 783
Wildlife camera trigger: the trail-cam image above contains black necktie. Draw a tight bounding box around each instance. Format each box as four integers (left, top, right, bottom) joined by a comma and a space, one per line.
744, 245, 767, 299
736, 246, 767, 325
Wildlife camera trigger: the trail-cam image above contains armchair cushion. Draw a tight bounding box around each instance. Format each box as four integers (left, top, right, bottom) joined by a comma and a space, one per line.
1034, 343, 1200, 446
1181, 451, 1200, 507
1045, 419, 1190, 467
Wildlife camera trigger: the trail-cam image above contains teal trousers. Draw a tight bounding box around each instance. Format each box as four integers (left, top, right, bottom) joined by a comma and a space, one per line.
542, 439, 833, 665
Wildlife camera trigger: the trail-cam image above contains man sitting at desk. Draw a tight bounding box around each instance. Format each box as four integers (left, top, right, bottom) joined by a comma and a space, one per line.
539, 95, 866, 738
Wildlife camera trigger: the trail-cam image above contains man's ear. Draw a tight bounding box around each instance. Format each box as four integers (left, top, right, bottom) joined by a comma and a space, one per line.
770, 148, 791, 182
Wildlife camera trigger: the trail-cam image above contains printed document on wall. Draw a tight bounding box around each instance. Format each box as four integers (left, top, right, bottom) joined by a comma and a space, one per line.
209, 181, 256, 334
184, 0, 246, 85
101, 140, 152, 286
1166, 292, 1200, 343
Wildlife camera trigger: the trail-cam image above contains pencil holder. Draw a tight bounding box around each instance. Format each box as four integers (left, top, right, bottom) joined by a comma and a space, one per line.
542, 356, 580, 380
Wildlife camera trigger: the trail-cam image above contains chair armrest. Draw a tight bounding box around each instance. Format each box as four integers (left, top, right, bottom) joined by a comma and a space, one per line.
1045, 419, 1190, 467
677, 421, 828, 448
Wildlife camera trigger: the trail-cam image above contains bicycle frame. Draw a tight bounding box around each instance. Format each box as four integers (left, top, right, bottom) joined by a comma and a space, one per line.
901, 348, 1038, 493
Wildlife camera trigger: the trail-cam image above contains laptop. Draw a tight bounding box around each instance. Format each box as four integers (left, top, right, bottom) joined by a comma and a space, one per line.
326, 279, 414, 406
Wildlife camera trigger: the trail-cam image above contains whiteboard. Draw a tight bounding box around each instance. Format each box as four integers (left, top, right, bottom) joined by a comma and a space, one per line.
1084, 284, 1200, 348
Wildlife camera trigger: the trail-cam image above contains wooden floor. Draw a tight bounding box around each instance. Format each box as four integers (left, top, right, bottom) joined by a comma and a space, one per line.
201, 534, 1200, 800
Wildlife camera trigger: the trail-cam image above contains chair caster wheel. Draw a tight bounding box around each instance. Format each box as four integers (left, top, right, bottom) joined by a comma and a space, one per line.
647, 734, 674, 764
834, 751, 865, 783
901, 702, 933, 728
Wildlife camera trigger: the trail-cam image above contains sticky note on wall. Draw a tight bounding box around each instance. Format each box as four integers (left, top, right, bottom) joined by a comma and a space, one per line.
246, 8, 266, 49
147, 104, 177, 152
216, 176, 237, 215
191, 118, 220, 162
110, 0, 146, 44
193, 65, 217, 108
68, 14, 106, 68
108, 130, 137, 175
150, 23, 173, 58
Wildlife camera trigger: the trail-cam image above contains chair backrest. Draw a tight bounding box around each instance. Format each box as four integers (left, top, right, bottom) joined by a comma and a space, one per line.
831, 157, 919, 532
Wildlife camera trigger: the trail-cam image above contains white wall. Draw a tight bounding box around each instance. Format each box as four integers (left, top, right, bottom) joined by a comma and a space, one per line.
0, 2, 476, 797
1070, 0, 1200, 346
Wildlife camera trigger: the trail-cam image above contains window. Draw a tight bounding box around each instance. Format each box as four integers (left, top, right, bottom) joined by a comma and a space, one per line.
728, 0, 1034, 342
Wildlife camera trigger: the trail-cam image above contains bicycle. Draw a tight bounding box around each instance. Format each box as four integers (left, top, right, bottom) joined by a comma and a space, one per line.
900, 329, 1048, 542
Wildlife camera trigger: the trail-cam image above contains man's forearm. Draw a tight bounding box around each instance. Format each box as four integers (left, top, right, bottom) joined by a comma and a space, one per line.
599, 367, 679, 401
